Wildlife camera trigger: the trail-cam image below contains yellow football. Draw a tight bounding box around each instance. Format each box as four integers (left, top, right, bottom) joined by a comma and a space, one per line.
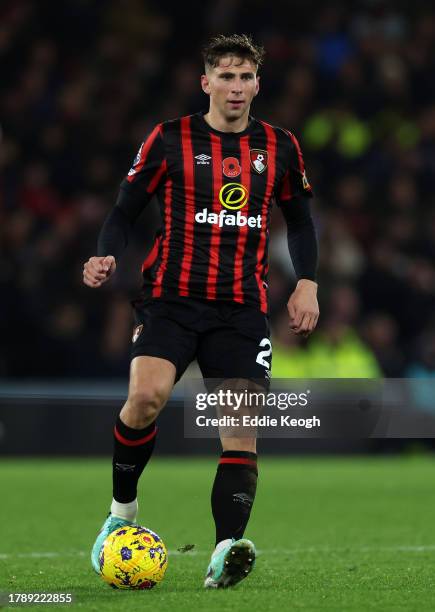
99, 525, 168, 589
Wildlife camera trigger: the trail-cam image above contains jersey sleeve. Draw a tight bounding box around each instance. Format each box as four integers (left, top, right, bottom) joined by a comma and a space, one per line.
276, 131, 313, 205
120, 124, 167, 198
96, 125, 166, 259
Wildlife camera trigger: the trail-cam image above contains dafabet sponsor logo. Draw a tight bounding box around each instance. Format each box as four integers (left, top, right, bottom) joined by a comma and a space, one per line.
195, 183, 262, 228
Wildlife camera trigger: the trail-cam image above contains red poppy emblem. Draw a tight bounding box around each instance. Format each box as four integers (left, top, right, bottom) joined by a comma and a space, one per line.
222, 157, 241, 177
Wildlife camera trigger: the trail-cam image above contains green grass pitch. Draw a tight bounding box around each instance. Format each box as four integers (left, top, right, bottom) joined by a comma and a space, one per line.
1, 456, 435, 611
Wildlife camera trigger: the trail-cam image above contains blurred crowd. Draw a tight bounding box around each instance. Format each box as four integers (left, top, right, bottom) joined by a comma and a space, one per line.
1, 0, 435, 379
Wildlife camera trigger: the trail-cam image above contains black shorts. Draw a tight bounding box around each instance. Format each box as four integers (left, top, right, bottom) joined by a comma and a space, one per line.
131, 296, 271, 387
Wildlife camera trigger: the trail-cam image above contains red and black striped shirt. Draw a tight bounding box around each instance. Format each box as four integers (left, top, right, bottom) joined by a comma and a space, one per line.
122, 112, 313, 314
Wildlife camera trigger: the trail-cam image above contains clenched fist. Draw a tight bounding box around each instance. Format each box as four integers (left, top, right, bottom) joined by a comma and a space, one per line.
83, 255, 116, 288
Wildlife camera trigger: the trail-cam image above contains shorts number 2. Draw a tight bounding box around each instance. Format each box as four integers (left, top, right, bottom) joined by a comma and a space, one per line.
256, 338, 272, 369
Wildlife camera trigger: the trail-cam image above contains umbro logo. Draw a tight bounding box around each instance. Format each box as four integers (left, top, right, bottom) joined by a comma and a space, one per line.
195, 153, 211, 165
115, 463, 135, 472
232, 492, 253, 507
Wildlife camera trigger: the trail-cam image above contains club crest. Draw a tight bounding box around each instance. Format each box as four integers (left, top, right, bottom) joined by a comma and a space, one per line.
250, 149, 268, 174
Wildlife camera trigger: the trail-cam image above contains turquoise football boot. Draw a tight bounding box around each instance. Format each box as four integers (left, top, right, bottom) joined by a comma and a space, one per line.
91, 513, 133, 573
204, 538, 256, 588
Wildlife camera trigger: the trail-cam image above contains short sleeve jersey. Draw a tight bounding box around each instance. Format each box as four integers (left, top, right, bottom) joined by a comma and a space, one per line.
122, 111, 313, 314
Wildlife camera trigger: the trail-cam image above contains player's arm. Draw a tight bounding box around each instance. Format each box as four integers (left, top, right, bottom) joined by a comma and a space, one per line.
276, 130, 319, 336
83, 189, 146, 288
83, 125, 166, 288
280, 196, 319, 336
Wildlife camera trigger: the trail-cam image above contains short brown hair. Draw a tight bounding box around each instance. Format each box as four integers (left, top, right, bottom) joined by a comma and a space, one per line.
202, 34, 265, 71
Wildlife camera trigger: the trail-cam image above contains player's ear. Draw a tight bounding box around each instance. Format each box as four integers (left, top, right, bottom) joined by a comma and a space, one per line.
254, 75, 260, 97
201, 74, 211, 95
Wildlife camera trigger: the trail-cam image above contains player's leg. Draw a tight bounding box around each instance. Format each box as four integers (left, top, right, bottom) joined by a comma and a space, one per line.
111, 355, 176, 520
198, 304, 270, 587
205, 436, 258, 589
91, 355, 175, 573
204, 399, 259, 588
213, 432, 257, 545
109, 296, 196, 522
91, 297, 198, 573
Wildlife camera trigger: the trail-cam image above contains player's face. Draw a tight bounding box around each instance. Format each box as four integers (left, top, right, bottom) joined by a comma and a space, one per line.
201, 56, 260, 122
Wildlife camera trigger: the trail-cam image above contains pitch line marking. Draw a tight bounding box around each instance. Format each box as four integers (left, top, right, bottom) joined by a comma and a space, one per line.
261, 545, 435, 554
1, 545, 435, 560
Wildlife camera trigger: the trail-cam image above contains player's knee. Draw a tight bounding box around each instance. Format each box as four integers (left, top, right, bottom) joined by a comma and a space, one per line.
128, 385, 168, 420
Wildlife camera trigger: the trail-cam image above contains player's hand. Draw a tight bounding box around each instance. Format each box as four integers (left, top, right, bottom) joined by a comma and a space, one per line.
83, 255, 116, 288
287, 279, 319, 337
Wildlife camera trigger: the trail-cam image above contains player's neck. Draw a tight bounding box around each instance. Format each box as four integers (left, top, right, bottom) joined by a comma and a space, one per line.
203, 107, 250, 133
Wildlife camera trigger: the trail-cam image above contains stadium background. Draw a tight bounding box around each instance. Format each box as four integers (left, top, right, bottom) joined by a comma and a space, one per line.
1, 0, 435, 450
1, 2, 435, 610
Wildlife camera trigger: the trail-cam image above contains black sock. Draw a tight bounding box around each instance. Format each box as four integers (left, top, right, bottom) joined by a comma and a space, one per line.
112, 416, 157, 503
211, 451, 258, 546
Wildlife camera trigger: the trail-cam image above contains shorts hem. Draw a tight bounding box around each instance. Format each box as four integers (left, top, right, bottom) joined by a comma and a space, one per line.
130, 347, 178, 373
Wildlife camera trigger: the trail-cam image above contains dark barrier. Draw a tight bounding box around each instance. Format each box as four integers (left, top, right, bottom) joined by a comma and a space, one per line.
0, 380, 370, 455
1, 381, 434, 455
